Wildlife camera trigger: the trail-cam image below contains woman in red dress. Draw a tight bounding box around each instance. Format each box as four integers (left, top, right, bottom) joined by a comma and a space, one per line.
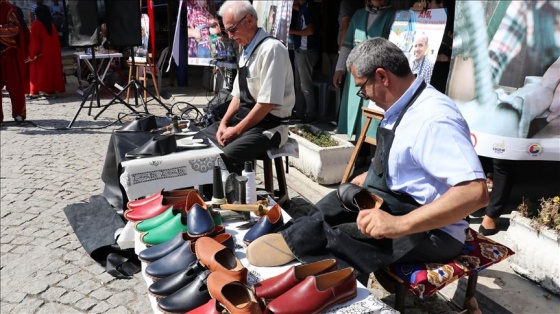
28, 4, 64, 97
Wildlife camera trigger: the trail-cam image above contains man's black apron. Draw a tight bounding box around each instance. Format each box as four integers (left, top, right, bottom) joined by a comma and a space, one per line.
281, 81, 431, 275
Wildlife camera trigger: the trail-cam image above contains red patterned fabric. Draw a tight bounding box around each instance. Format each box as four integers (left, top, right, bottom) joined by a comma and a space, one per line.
384, 228, 515, 299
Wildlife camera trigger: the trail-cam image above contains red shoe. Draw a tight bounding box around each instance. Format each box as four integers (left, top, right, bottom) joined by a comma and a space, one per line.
253, 259, 337, 300
127, 187, 195, 209
123, 197, 185, 222
264, 267, 357, 314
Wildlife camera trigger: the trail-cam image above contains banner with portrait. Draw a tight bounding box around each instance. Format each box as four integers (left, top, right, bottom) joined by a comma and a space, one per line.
253, 0, 294, 45
447, 0, 560, 161
186, 0, 223, 66
388, 9, 447, 84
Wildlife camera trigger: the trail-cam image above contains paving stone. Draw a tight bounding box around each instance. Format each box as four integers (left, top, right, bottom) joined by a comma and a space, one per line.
90, 288, 113, 301
20, 280, 49, 295
41, 286, 67, 300
90, 300, 111, 313
43, 273, 67, 286
57, 277, 83, 290
0, 244, 13, 253
35, 302, 82, 314
10, 298, 44, 314
63, 250, 84, 262
75, 297, 98, 311
59, 291, 85, 305
0, 291, 26, 303
0, 234, 15, 244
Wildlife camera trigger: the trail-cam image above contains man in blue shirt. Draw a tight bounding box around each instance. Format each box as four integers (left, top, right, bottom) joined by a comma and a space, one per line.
289, 0, 321, 123
248, 38, 489, 277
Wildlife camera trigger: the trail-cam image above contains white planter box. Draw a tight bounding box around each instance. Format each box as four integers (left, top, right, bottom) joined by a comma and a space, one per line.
504, 211, 560, 295
289, 126, 355, 185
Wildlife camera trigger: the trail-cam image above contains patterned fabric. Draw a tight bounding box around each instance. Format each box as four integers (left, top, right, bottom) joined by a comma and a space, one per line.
0, 3, 19, 51
384, 228, 515, 299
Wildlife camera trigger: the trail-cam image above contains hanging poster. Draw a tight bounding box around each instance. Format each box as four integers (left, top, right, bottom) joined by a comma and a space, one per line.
447, 0, 560, 161
388, 9, 447, 84
253, 0, 294, 45
186, 0, 222, 66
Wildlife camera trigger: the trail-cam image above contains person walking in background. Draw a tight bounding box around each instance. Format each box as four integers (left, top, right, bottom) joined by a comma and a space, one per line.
337, 0, 362, 53
27, 4, 64, 98
332, 0, 396, 140
289, 0, 321, 123
48, 0, 64, 42
409, 32, 434, 83
1, 0, 27, 124
13, 2, 30, 96
27, 0, 42, 25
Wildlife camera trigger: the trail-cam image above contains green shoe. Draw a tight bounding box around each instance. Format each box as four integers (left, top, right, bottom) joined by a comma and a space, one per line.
211, 209, 222, 226
141, 214, 188, 246
135, 206, 176, 232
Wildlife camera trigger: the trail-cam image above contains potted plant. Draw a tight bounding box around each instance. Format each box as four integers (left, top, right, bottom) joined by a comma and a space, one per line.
288, 124, 354, 185
504, 196, 560, 295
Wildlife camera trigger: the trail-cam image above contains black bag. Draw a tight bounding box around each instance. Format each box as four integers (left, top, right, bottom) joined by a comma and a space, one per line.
205, 88, 233, 122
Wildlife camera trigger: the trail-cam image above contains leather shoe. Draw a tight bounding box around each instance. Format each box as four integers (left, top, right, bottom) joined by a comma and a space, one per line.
187, 203, 215, 237
140, 213, 188, 246
264, 267, 357, 314
253, 259, 337, 300
246, 233, 295, 267
138, 226, 226, 263
243, 204, 284, 245
145, 239, 198, 280
135, 190, 208, 232
195, 237, 247, 283
127, 187, 195, 209
207, 271, 262, 314
157, 269, 212, 313
186, 299, 223, 314
123, 196, 185, 222
149, 261, 205, 298
337, 183, 383, 213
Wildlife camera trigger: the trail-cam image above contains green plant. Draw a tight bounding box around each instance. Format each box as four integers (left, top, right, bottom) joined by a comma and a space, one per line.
517, 196, 560, 232
289, 125, 338, 147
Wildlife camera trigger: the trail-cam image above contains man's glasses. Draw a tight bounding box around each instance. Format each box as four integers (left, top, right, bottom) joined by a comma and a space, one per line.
226, 15, 248, 34
356, 77, 372, 99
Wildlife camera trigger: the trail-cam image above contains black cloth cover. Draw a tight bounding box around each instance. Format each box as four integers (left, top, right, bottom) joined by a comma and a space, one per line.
63, 195, 140, 278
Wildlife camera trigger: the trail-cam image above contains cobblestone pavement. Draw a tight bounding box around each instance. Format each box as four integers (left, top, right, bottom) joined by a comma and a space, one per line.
1, 76, 461, 313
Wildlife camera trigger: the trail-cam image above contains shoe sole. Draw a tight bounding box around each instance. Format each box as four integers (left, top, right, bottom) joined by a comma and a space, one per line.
246, 233, 295, 267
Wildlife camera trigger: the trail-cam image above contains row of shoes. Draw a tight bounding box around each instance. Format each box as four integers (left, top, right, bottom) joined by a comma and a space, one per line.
125, 189, 223, 246
126, 187, 287, 247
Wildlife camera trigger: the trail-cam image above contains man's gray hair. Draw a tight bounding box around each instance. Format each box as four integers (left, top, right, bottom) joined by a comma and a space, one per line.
218, 0, 258, 22
346, 37, 411, 78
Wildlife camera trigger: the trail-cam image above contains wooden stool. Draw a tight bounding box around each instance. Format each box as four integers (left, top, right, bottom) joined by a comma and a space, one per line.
126, 55, 161, 103
379, 228, 515, 313
259, 155, 289, 206
341, 107, 385, 183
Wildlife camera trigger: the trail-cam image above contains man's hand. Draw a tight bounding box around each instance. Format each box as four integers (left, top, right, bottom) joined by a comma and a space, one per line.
216, 124, 228, 146
357, 208, 404, 239
218, 125, 241, 146
350, 171, 367, 187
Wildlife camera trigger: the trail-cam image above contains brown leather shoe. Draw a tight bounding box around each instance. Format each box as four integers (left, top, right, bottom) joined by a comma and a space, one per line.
195, 237, 248, 283
253, 259, 337, 300
264, 267, 357, 314
207, 271, 262, 314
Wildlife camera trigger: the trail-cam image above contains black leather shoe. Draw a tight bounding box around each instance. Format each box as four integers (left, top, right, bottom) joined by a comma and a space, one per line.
337, 183, 383, 212
145, 240, 197, 280
186, 203, 215, 237
157, 269, 212, 313
243, 204, 284, 244
149, 261, 205, 298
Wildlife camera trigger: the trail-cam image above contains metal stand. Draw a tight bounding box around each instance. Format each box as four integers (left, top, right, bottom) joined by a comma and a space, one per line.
95, 47, 172, 120
67, 48, 138, 128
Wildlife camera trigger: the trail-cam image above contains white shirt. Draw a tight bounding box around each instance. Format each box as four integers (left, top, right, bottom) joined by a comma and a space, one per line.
381, 78, 486, 242
232, 29, 296, 146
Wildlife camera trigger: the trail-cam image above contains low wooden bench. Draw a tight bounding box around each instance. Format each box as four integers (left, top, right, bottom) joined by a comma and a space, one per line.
376, 228, 515, 313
